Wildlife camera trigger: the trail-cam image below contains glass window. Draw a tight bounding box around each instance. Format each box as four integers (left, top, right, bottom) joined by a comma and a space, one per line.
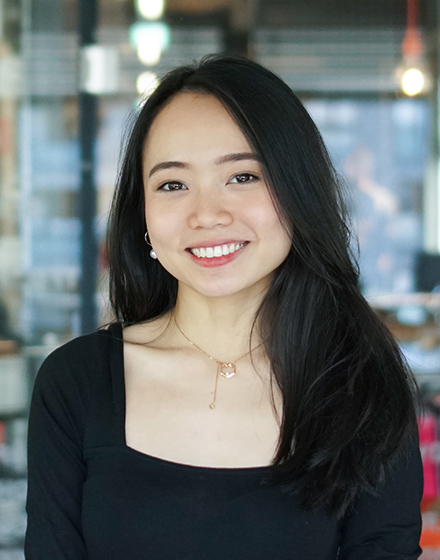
306, 98, 430, 296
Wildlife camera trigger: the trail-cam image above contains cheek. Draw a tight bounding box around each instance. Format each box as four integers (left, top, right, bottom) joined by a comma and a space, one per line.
258, 206, 292, 257
248, 200, 288, 239
145, 197, 165, 231
145, 201, 182, 248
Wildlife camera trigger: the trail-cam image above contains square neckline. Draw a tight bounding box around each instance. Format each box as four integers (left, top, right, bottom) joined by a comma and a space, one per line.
107, 322, 272, 474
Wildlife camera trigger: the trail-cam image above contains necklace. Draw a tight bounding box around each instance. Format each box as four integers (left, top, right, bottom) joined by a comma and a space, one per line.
173, 316, 266, 409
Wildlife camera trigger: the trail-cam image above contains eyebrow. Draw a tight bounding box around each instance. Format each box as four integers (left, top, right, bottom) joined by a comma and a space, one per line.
148, 152, 261, 178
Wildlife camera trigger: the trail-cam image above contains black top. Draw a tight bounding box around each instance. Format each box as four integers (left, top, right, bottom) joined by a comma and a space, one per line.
25, 325, 423, 560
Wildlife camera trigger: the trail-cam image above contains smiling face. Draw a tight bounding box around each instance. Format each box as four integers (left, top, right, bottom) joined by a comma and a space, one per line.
143, 92, 292, 300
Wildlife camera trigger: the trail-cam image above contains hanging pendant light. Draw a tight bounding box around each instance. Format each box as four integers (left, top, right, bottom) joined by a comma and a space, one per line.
396, 0, 430, 96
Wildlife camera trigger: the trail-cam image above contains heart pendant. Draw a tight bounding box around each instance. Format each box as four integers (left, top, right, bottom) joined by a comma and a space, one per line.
220, 362, 236, 379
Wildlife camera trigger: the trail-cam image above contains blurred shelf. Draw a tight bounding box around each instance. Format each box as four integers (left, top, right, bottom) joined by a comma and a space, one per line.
368, 293, 440, 311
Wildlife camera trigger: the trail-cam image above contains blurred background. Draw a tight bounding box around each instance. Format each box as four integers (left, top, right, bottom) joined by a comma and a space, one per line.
1, 0, 440, 557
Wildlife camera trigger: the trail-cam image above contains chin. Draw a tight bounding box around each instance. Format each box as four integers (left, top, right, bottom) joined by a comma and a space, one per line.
185, 276, 272, 300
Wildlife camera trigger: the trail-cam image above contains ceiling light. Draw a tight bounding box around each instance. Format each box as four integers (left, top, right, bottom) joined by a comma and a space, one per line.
129, 22, 170, 66
136, 0, 165, 20
401, 68, 425, 97
397, 0, 430, 96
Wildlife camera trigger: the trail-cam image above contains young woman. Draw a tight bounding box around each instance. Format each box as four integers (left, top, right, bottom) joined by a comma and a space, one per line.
26, 55, 423, 559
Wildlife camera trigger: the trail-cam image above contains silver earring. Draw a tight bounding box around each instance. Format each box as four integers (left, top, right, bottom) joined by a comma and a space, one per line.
144, 231, 157, 259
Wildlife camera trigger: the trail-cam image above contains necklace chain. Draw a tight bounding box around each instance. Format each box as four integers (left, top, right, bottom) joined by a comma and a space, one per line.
174, 320, 255, 365
173, 316, 266, 409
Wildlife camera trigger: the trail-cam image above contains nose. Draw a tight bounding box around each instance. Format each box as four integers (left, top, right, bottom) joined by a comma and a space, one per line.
187, 190, 233, 229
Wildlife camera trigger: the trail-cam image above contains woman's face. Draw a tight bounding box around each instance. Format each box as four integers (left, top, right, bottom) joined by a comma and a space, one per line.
143, 92, 291, 300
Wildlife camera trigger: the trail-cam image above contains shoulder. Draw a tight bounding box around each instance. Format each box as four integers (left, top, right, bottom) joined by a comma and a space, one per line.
34, 326, 121, 398
389, 439, 423, 499
351, 440, 423, 523
38, 327, 118, 372
339, 441, 423, 558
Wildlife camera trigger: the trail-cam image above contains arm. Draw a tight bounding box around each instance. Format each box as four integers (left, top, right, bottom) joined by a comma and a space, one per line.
339, 442, 423, 560
25, 342, 91, 559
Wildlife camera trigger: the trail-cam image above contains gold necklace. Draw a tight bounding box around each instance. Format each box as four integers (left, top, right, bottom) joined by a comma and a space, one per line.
174, 316, 266, 409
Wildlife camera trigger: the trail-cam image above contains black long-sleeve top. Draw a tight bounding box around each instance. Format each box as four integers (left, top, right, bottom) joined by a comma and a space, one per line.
25, 325, 423, 559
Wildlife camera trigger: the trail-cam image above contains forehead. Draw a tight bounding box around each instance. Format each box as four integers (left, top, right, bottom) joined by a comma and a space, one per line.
143, 93, 252, 164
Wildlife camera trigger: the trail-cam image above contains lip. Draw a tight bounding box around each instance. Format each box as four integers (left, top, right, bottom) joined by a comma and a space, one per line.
186, 240, 249, 268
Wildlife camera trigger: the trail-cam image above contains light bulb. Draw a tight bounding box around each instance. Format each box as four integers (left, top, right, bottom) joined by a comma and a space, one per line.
401, 67, 425, 96
129, 22, 170, 66
137, 43, 162, 66
137, 0, 165, 20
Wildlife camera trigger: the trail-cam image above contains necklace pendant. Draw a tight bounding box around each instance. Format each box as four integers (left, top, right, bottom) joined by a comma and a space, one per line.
220, 362, 236, 379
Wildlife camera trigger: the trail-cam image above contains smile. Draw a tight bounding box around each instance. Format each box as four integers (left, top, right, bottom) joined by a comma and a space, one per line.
189, 243, 246, 259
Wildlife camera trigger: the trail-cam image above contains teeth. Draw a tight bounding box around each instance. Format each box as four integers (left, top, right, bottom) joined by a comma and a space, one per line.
190, 243, 245, 258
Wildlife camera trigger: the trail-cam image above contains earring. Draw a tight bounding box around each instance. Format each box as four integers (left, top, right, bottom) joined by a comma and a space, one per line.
144, 231, 157, 259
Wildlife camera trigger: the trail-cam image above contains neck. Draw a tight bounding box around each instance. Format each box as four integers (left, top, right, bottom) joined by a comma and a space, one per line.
171, 285, 266, 361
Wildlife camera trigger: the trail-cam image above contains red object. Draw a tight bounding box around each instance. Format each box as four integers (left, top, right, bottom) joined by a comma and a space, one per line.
402, 0, 423, 58
418, 414, 438, 499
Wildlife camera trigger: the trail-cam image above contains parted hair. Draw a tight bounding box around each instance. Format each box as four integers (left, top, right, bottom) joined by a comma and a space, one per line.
107, 54, 419, 518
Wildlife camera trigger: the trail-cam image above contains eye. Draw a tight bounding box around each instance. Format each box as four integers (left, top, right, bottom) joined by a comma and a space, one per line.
157, 181, 187, 191
228, 173, 260, 185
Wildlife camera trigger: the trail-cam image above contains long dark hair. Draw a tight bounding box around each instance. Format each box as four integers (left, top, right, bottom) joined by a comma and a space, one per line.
107, 55, 419, 518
